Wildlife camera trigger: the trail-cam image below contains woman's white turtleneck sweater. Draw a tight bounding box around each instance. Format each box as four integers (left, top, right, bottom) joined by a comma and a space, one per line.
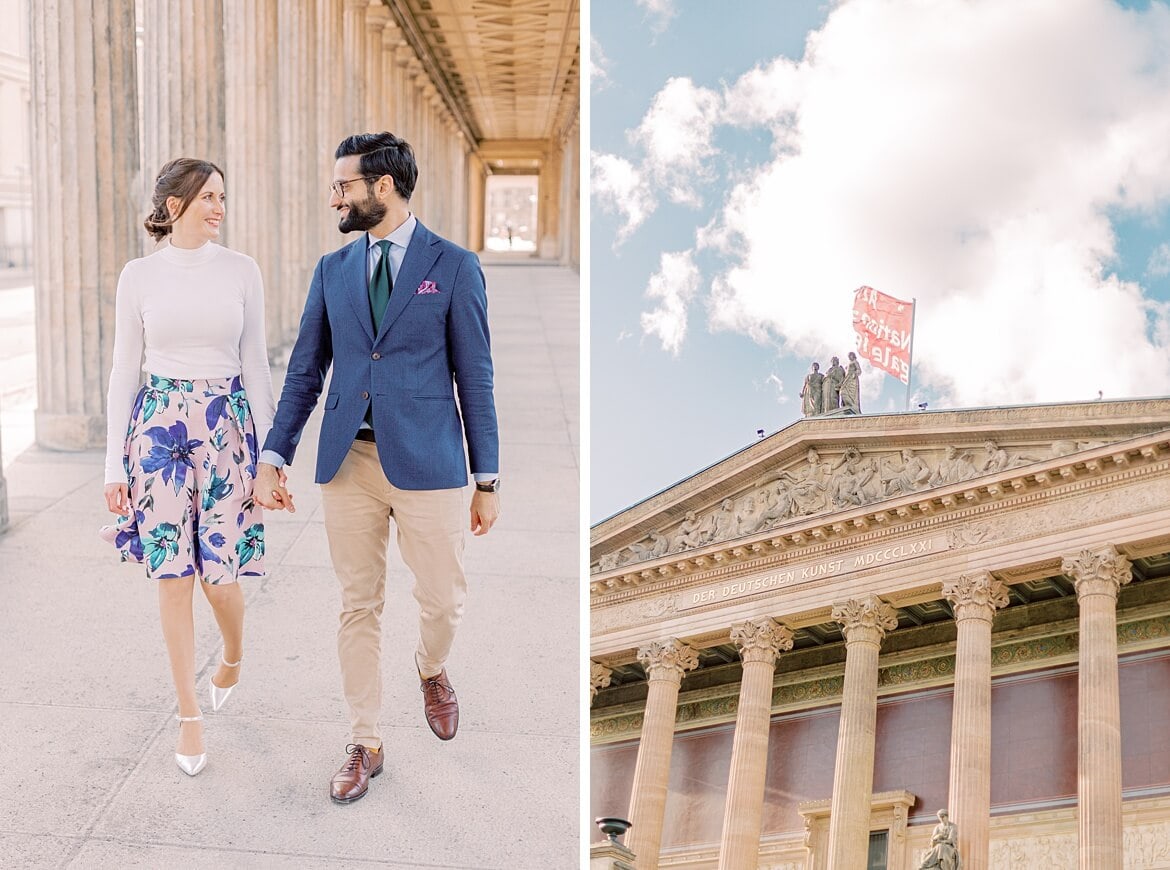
103, 241, 277, 484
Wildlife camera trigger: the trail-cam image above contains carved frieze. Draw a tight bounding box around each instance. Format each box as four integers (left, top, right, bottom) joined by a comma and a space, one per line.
591, 438, 1125, 573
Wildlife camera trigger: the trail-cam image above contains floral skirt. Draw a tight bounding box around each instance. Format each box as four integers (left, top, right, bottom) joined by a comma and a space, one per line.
100, 374, 264, 584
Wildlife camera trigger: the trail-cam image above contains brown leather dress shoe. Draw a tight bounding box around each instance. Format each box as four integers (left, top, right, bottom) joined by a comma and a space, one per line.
329, 744, 383, 804
420, 669, 459, 740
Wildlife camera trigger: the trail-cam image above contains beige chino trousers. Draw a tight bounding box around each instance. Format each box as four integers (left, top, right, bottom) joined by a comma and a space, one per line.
320, 440, 467, 749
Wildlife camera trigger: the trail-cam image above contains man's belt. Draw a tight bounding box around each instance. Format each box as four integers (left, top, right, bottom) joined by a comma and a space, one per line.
355, 429, 376, 443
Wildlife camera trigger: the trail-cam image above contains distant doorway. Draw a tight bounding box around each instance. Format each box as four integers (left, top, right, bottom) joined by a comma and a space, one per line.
484, 175, 538, 253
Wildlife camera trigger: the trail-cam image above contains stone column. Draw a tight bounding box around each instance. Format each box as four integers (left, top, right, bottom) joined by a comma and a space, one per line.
1063, 547, 1132, 870
30, 0, 140, 449
826, 595, 898, 870
0, 410, 8, 531
718, 618, 794, 870
224, 0, 280, 342
317, 0, 346, 251
627, 638, 699, 870
591, 662, 613, 704
342, 0, 368, 133
390, 38, 413, 135
942, 572, 1010, 870
141, 0, 225, 176
365, 1, 388, 130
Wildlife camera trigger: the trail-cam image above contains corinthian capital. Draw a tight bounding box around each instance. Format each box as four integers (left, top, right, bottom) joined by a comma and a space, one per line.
832, 595, 898, 646
637, 638, 699, 684
1061, 546, 1132, 600
730, 617, 795, 665
943, 571, 1010, 622
590, 661, 613, 704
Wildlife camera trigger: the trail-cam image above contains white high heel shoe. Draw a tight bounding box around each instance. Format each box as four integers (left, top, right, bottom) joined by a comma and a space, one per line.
175, 713, 207, 776
210, 656, 241, 713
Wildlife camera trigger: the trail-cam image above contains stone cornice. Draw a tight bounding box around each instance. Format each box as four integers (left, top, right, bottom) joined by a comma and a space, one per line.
591, 434, 1170, 601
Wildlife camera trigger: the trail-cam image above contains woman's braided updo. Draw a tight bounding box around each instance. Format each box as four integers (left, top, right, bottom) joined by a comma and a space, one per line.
144, 158, 224, 242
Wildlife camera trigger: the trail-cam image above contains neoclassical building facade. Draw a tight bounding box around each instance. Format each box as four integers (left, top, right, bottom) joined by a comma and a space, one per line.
590, 399, 1170, 870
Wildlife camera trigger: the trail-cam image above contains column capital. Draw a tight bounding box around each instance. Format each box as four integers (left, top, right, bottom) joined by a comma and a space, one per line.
832, 595, 898, 646
1062, 546, 1132, 601
590, 661, 613, 703
637, 638, 699, 685
366, 3, 389, 28
943, 571, 1010, 623
730, 617, 794, 665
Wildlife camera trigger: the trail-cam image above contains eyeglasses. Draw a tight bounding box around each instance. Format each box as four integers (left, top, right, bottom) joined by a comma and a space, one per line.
328, 176, 381, 198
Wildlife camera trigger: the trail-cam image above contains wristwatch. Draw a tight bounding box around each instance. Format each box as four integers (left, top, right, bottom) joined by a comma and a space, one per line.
475, 478, 500, 493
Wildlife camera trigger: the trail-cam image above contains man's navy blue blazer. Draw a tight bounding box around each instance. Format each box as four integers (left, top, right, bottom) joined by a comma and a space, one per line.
263, 221, 499, 490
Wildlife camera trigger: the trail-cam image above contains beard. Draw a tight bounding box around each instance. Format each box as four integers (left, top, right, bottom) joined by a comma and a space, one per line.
337, 195, 387, 233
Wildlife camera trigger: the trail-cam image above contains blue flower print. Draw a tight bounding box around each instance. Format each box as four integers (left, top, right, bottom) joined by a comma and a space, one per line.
142, 522, 181, 571
140, 421, 203, 494
201, 466, 234, 511
141, 386, 170, 424
235, 523, 264, 567
197, 522, 227, 567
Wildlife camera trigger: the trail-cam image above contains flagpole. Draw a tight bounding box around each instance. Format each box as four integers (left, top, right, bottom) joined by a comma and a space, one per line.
905, 297, 917, 410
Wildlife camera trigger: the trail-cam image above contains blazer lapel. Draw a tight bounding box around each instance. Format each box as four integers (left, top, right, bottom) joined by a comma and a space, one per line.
342, 236, 375, 343
376, 221, 441, 342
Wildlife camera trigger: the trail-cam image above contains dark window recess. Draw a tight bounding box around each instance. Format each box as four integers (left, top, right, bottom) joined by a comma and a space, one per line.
867, 830, 889, 870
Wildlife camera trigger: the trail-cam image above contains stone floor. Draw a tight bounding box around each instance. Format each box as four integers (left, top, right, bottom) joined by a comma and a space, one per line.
0, 259, 581, 869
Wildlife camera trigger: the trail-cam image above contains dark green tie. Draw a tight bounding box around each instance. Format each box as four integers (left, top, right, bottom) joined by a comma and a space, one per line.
369, 239, 393, 332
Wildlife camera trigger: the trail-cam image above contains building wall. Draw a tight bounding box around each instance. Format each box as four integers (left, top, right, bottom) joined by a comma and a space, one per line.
0, 0, 31, 269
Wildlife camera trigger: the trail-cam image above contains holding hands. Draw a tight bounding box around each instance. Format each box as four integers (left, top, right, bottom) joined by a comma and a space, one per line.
254, 462, 297, 513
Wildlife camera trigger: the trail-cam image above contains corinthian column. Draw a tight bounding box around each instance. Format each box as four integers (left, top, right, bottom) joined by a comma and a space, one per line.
364, 1, 388, 129
591, 661, 613, 704
342, 0, 368, 133
827, 595, 898, 870
627, 638, 699, 870
718, 618, 794, 870
1063, 547, 1132, 870
943, 572, 1010, 870
142, 0, 226, 177
30, 0, 140, 449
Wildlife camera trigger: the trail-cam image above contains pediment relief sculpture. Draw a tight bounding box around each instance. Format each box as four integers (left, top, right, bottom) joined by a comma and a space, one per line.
592, 438, 1109, 573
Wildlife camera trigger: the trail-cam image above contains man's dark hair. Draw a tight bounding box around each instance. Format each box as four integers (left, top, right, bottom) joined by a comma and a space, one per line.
335, 132, 418, 202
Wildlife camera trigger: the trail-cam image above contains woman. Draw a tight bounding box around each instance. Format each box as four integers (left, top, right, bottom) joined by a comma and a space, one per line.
100, 158, 277, 776
840, 351, 862, 413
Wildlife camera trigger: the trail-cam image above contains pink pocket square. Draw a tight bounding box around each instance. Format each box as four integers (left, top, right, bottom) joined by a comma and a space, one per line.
416, 280, 440, 295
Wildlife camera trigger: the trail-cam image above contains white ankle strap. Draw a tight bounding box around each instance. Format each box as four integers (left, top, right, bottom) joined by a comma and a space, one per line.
222, 656, 242, 668
176, 714, 204, 722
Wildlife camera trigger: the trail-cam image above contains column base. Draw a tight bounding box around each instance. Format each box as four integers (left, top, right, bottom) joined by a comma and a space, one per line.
590, 840, 636, 870
35, 411, 106, 450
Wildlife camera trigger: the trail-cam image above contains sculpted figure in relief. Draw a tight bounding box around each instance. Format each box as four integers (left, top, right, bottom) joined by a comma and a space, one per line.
781, 449, 832, 516
931, 445, 979, 486
917, 809, 962, 870
757, 478, 794, 528
709, 498, 738, 543
598, 552, 619, 572
884, 448, 932, 496
671, 509, 708, 552
627, 530, 669, 563
800, 362, 825, 417
735, 494, 769, 536
823, 355, 845, 412
828, 446, 880, 507
977, 439, 1033, 473
839, 351, 862, 414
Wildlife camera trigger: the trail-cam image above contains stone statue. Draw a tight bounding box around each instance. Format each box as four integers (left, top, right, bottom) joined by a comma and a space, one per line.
839, 351, 861, 413
884, 448, 932, 496
917, 809, 962, 870
829, 446, 880, 507
782, 449, 831, 516
671, 509, 707, 552
757, 478, 794, 528
800, 362, 825, 417
735, 495, 768, 536
598, 552, 619, 572
977, 439, 1026, 474
931, 445, 978, 486
627, 530, 669, 563
824, 356, 845, 412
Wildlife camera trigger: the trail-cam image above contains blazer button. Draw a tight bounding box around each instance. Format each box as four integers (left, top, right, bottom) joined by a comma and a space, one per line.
361, 391, 369, 399
371, 352, 381, 360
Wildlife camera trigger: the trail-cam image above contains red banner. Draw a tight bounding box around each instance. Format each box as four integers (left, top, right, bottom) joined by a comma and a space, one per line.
852, 286, 914, 384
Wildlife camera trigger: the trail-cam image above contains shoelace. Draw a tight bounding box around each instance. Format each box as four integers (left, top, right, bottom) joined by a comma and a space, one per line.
421, 676, 454, 704
342, 744, 370, 772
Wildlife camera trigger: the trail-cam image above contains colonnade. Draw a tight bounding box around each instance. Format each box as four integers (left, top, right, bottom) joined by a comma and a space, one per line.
594, 545, 1135, 870
26, 0, 541, 451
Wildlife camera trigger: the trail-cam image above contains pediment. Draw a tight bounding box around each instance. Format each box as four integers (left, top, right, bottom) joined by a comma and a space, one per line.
590, 398, 1170, 575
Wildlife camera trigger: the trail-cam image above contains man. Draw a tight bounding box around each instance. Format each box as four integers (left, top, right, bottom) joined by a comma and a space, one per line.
255, 132, 500, 804
823, 355, 845, 412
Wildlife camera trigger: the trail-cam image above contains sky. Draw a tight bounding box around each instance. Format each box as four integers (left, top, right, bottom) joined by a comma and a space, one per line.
590, 0, 1170, 522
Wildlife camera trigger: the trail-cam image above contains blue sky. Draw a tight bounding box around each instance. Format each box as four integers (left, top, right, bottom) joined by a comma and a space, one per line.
590, 0, 1170, 522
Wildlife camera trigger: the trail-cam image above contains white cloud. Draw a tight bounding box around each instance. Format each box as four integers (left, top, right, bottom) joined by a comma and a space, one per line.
641, 250, 701, 355
696, 0, 1170, 405
764, 372, 787, 404
591, 152, 655, 242
1148, 242, 1170, 278
632, 77, 722, 206
637, 0, 675, 33
590, 36, 611, 91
